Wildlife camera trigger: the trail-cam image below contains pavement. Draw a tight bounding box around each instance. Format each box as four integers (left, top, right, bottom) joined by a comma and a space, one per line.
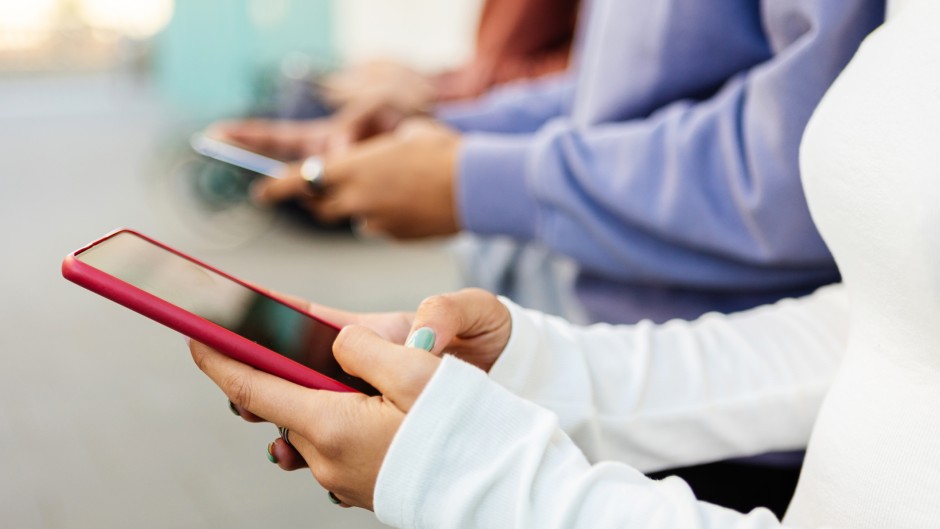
0, 72, 461, 529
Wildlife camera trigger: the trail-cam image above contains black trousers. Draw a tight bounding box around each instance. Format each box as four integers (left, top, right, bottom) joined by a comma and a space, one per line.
647, 460, 802, 520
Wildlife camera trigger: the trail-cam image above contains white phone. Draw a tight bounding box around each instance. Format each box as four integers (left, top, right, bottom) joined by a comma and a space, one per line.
190, 133, 287, 178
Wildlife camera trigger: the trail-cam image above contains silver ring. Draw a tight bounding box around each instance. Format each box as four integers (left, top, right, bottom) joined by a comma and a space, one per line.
278, 426, 293, 448
300, 156, 326, 194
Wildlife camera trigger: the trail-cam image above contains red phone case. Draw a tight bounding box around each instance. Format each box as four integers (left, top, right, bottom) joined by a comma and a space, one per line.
62, 228, 361, 393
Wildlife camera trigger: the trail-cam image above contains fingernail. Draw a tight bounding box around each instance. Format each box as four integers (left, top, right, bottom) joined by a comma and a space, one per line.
405, 327, 435, 351
183, 336, 190, 346
328, 491, 342, 505
266, 442, 278, 464
228, 400, 239, 416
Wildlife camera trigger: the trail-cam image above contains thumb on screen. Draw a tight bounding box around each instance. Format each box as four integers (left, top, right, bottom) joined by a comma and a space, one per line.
332, 325, 440, 411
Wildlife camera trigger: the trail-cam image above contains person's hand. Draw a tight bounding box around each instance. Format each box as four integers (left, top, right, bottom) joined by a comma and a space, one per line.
207, 92, 429, 161
271, 291, 414, 346
319, 60, 435, 111
224, 290, 413, 427
406, 288, 512, 373
323, 96, 429, 153
253, 118, 462, 239
267, 288, 509, 376
191, 325, 442, 510
211, 289, 510, 489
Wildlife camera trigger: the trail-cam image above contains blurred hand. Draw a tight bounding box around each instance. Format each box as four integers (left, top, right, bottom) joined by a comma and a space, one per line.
208, 87, 430, 161
190, 325, 441, 510
324, 96, 427, 153
253, 118, 462, 239
319, 60, 436, 110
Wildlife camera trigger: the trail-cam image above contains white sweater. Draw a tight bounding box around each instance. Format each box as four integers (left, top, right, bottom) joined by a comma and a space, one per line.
373, 1, 940, 527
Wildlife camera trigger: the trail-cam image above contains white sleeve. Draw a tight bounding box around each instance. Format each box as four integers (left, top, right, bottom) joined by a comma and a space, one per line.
488, 284, 849, 471
375, 356, 809, 529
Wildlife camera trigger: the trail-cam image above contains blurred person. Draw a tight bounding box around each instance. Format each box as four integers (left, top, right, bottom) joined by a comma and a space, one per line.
265, 0, 579, 123
199, 0, 577, 238
220, 0, 882, 323
190, 2, 940, 523
321, 0, 579, 107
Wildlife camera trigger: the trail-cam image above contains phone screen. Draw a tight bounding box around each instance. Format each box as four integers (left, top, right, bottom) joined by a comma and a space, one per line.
190, 134, 287, 177
75, 231, 376, 395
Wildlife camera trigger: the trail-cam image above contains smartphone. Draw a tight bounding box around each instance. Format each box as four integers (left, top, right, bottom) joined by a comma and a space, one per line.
62, 229, 377, 395
190, 133, 287, 178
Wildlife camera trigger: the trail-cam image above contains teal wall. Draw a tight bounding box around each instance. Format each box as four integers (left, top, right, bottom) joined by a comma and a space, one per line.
154, 0, 333, 119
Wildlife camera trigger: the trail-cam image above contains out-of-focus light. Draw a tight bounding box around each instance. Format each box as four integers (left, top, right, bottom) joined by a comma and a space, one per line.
91, 28, 119, 45
280, 51, 312, 79
77, 0, 174, 39
248, 0, 290, 29
0, 0, 58, 50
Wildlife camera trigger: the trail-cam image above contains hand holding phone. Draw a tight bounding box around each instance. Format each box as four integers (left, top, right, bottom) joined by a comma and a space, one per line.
62, 229, 377, 395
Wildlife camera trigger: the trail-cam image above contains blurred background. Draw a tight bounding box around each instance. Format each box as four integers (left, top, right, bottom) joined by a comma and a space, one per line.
0, 1, 480, 527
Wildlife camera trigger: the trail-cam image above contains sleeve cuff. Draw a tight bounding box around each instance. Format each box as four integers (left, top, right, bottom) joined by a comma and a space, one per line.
434, 101, 489, 132
374, 355, 557, 529
457, 134, 539, 240
487, 296, 542, 394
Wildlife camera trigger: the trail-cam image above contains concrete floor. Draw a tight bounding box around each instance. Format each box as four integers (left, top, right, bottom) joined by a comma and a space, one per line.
0, 73, 461, 529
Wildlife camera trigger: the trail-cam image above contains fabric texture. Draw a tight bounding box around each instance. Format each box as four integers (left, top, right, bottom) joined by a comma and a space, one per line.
784, 0, 940, 524
489, 287, 848, 472
437, 0, 884, 324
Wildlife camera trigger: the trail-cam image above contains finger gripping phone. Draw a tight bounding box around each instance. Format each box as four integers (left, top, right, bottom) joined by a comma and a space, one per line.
62, 229, 377, 395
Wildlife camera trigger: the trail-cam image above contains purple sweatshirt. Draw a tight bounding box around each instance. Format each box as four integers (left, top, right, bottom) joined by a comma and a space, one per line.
438, 0, 884, 324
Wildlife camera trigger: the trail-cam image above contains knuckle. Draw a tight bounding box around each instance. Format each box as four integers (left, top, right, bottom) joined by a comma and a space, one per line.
414, 294, 462, 335
461, 287, 491, 299
418, 294, 457, 318
222, 372, 254, 410
190, 344, 210, 372
457, 287, 497, 309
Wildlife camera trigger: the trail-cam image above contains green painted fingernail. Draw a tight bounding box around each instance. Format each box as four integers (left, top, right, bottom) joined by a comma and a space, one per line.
405, 327, 435, 351
266, 442, 277, 464
228, 400, 239, 416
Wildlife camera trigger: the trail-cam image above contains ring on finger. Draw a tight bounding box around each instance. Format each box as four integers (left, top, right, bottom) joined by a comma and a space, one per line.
278, 425, 293, 448
328, 491, 342, 506
300, 156, 326, 195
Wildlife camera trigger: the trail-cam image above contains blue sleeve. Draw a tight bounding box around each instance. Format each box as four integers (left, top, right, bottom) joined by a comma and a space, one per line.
457, 17, 868, 291
435, 73, 574, 134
